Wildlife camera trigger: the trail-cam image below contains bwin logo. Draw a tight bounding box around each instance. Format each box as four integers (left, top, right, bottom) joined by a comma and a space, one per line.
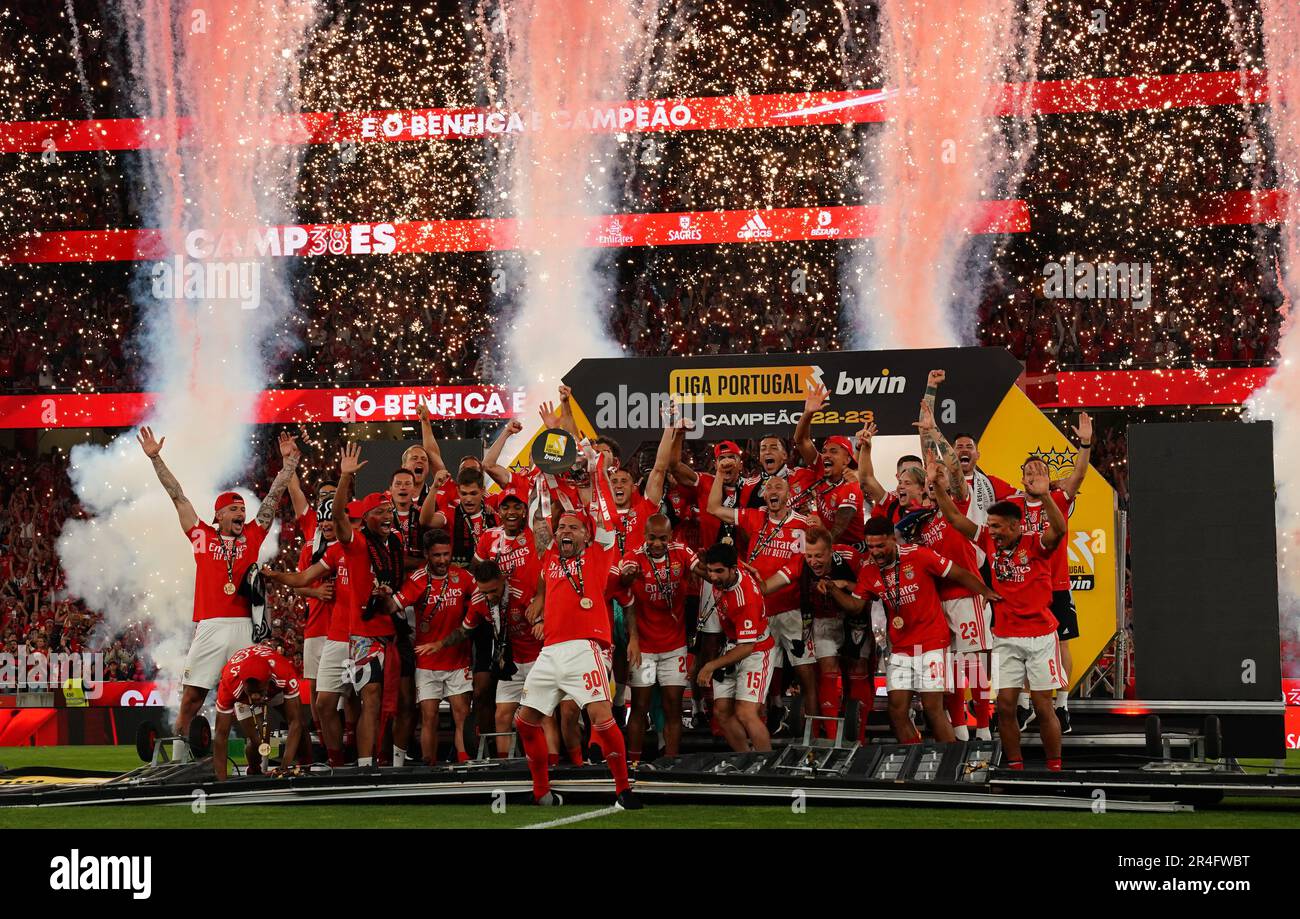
833, 369, 906, 395
50, 850, 152, 899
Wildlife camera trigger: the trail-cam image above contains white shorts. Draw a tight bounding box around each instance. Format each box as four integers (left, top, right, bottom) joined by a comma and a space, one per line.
416, 666, 473, 703
628, 647, 689, 689
494, 659, 536, 705
232, 692, 290, 722
315, 639, 351, 695
767, 608, 815, 667
183, 617, 253, 691
303, 636, 326, 682
712, 646, 773, 704
943, 595, 992, 653
522, 639, 612, 717
813, 618, 844, 660
992, 633, 1066, 693
886, 647, 950, 694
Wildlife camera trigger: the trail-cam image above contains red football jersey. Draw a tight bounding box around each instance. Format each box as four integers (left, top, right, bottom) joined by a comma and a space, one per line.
474, 526, 539, 587
779, 544, 865, 619
711, 568, 774, 652
1006, 491, 1073, 592
787, 469, 864, 543
609, 494, 660, 556
463, 583, 543, 664
620, 542, 698, 654
321, 533, 395, 639
693, 472, 744, 548
914, 511, 982, 601
975, 527, 1057, 638
215, 645, 300, 714
187, 521, 268, 623
397, 566, 474, 671
297, 541, 334, 640
539, 543, 622, 647
869, 492, 924, 527
735, 508, 809, 613
855, 544, 953, 654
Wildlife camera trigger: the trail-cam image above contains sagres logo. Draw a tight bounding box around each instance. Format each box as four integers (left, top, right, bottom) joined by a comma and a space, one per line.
667, 214, 703, 242
1068, 529, 1106, 592
668, 365, 823, 404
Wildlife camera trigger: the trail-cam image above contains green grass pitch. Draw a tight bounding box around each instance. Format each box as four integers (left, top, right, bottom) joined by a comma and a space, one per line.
1, 746, 1296, 829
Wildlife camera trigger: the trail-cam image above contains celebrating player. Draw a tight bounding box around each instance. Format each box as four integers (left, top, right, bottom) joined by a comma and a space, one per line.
930, 461, 1067, 770
514, 510, 641, 809
139, 426, 299, 762
211, 644, 307, 782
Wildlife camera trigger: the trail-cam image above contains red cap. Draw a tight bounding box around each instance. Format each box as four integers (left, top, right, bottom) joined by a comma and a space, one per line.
823, 435, 855, 457
352, 491, 390, 518
213, 492, 243, 515
713, 441, 743, 460
556, 508, 595, 538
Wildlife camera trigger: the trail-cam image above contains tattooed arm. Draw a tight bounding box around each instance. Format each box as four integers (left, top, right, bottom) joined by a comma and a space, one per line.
137, 426, 199, 533
255, 432, 302, 529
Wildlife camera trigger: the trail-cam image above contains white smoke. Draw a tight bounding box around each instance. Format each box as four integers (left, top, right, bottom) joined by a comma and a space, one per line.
1246, 0, 1300, 670
489, 0, 657, 457
56, 1, 316, 695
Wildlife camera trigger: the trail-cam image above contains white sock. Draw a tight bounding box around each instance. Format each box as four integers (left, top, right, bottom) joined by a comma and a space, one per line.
1056, 693, 1068, 711
393, 747, 407, 767
975, 727, 992, 741
953, 725, 969, 741
357, 756, 373, 767
1017, 691, 1031, 710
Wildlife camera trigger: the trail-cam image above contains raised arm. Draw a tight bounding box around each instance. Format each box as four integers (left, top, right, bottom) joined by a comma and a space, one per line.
928, 461, 978, 540
264, 560, 332, 590
287, 472, 309, 520
642, 419, 680, 507
333, 442, 367, 544
854, 422, 887, 504
557, 385, 581, 438
1033, 477, 1068, 553
416, 401, 446, 476
915, 397, 966, 502
483, 418, 524, 488
706, 465, 738, 525
1057, 411, 1093, 501
254, 432, 302, 529
792, 380, 827, 467
137, 426, 198, 532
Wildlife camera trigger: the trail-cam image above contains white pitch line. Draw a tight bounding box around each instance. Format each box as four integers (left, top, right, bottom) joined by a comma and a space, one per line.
522, 804, 621, 829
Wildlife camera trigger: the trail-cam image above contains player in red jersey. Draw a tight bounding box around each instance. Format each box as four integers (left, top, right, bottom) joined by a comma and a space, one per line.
789, 383, 866, 543
292, 499, 336, 726
432, 559, 552, 757
266, 444, 404, 767
396, 529, 475, 764
1002, 417, 1093, 732
617, 515, 701, 762
421, 466, 498, 566
515, 511, 641, 809
846, 516, 998, 744
707, 472, 815, 725
673, 440, 747, 548
697, 542, 776, 752
739, 433, 795, 507
388, 468, 424, 568
931, 461, 1067, 770
139, 426, 299, 762
211, 644, 307, 781
767, 527, 873, 738
952, 433, 1016, 518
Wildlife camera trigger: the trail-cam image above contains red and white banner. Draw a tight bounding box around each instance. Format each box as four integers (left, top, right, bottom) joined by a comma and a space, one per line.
1053, 366, 1274, 408
83, 681, 167, 707
0, 71, 1268, 154
0, 384, 524, 430
3, 202, 1029, 264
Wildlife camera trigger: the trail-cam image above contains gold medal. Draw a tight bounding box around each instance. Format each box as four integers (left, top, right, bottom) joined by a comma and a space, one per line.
579, 597, 594, 610
258, 742, 271, 756
223, 582, 237, 596
721, 535, 734, 545
891, 616, 904, 630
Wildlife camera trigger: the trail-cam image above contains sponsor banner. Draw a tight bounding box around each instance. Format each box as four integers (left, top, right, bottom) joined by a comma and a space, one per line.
0, 385, 523, 430
1055, 366, 1274, 408
82, 682, 166, 708
561, 347, 1024, 449
0, 70, 1267, 153
3, 202, 1028, 264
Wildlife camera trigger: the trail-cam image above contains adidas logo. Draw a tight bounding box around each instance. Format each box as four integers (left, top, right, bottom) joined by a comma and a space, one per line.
737, 212, 773, 241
